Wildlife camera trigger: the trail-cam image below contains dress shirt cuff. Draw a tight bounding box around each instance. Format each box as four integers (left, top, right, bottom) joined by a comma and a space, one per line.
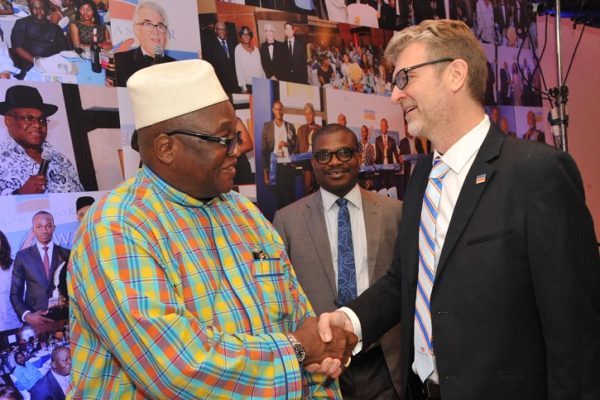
339, 306, 363, 355
21, 310, 31, 322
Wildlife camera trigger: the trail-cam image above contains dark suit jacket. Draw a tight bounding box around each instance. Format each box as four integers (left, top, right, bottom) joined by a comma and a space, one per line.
494, 4, 511, 31
10, 244, 70, 319
284, 37, 308, 84
374, 134, 398, 164
349, 125, 600, 400
499, 67, 510, 103
273, 188, 403, 396
261, 120, 297, 173
114, 47, 176, 87
398, 137, 427, 178
260, 40, 287, 80
202, 34, 239, 93
29, 370, 65, 400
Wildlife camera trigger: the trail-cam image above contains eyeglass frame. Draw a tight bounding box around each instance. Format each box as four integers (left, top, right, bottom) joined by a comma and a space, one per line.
312, 147, 357, 165
392, 58, 455, 91
6, 113, 49, 126
135, 21, 168, 33
165, 129, 242, 156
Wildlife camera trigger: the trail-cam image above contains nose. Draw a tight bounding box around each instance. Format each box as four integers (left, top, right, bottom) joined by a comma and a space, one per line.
390, 86, 406, 104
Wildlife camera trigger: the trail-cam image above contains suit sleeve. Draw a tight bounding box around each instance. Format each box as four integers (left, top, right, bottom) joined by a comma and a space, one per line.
10, 254, 28, 319
262, 123, 271, 172
527, 150, 600, 399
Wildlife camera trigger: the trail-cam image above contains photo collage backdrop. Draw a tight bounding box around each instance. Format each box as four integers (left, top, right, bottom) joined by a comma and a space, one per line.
0, 0, 542, 395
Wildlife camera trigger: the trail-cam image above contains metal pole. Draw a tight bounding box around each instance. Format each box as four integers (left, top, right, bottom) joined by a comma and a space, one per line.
555, 0, 568, 151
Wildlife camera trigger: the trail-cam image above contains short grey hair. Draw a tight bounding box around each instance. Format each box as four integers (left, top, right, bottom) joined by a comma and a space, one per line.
134, 1, 168, 27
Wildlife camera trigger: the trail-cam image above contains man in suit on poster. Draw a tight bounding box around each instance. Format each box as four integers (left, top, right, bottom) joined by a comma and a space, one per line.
29, 346, 71, 400
202, 21, 238, 93
261, 100, 298, 209
375, 118, 399, 189
317, 19, 600, 400
273, 124, 403, 400
259, 23, 286, 80
10, 211, 70, 327
283, 22, 308, 84
115, 1, 175, 87
398, 131, 428, 195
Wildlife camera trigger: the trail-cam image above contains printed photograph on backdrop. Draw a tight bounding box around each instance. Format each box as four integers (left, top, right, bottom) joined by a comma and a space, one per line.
0, 0, 112, 85
514, 106, 546, 143
0, 81, 84, 196
486, 104, 517, 137
222, 0, 325, 20
497, 45, 542, 107
0, 191, 101, 398
306, 18, 395, 95
110, 0, 200, 87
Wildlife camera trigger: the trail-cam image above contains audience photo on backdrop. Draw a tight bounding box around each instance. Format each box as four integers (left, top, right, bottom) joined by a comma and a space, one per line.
0, 85, 83, 195
9, 0, 70, 75
68, 0, 111, 51
0, 230, 20, 333
10, 210, 70, 328
12, 350, 42, 392
261, 99, 299, 209
28, 345, 69, 400
68, 60, 356, 399
273, 123, 403, 400
317, 19, 600, 400
234, 25, 265, 93
114, 1, 175, 87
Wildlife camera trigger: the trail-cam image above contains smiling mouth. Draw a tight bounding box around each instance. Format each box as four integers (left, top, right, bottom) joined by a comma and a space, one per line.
326, 169, 347, 177
404, 105, 416, 115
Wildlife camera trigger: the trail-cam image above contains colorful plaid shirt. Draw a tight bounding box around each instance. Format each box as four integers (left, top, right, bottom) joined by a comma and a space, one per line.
68, 166, 341, 399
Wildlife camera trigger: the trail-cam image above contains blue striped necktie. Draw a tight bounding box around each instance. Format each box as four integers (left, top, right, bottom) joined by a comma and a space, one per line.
414, 157, 450, 382
336, 198, 357, 306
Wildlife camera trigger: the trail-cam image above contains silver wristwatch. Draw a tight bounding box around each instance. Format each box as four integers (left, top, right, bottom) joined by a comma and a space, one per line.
287, 334, 306, 365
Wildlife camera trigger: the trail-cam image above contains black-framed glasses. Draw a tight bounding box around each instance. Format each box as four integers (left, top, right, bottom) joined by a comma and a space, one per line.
392, 58, 454, 91
6, 114, 49, 126
136, 21, 168, 33
313, 147, 356, 164
165, 129, 242, 156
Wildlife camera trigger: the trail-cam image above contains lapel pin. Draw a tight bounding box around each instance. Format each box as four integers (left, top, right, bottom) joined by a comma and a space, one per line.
475, 174, 487, 185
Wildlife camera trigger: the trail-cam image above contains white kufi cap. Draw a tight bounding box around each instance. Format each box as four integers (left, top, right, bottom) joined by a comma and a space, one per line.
127, 59, 229, 129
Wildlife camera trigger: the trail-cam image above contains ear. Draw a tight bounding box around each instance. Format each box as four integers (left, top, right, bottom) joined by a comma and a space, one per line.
447, 59, 469, 93
153, 133, 176, 165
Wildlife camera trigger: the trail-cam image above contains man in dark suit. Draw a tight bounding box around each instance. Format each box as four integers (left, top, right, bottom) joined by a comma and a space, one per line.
261, 100, 298, 209
29, 346, 70, 400
273, 124, 402, 400
372, 0, 396, 29
498, 61, 510, 104
317, 19, 600, 400
202, 21, 238, 93
115, 1, 175, 87
398, 131, 428, 196
259, 22, 286, 80
374, 118, 399, 189
494, 0, 511, 45
283, 22, 308, 84
10, 211, 70, 326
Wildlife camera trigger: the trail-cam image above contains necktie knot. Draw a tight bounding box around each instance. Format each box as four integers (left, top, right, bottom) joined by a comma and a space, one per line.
43, 246, 48, 252
336, 197, 348, 208
430, 157, 450, 181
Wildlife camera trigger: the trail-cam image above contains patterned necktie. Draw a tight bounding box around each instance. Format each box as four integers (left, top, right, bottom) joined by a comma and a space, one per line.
220, 39, 229, 57
414, 157, 450, 382
42, 246, 50, 279
336, 198, 357, 306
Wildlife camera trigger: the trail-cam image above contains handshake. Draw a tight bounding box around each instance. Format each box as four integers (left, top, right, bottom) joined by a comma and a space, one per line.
290, 311, 356, 379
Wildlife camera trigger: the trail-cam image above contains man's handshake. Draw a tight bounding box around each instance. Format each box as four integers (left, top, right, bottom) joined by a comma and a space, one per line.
291, 312, 356, 379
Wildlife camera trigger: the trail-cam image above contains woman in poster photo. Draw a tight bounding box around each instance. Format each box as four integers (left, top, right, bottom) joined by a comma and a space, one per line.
234, 25, 265, 93
0, 230, 21, 332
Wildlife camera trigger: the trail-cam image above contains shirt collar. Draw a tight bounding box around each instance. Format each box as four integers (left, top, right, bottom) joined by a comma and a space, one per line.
434, 115, 489, 174
141, 165, 224, 208
320, 184, 362, 212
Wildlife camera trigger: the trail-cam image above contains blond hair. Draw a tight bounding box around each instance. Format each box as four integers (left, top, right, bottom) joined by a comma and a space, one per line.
384, 19, 487, 104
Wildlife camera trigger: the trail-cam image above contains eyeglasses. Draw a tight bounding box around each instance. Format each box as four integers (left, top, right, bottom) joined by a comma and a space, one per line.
6, 114, 49, 126
165, 129, 242, 156
392, 58, 454, 91
313, 147, 356, 164
136, 21, 168, 33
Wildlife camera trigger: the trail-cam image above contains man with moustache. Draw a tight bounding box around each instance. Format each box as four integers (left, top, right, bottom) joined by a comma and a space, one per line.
115, 1, 175, 87
274, 124, 402, 399
68, 60, 354, 399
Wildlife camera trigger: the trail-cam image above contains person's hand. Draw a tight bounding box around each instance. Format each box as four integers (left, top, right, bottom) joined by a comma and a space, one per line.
18, 175, 47, 194
292, 316, 357, 367
277, 140, 288, 150
24, 310, 53, 326
317, 310, 354, 343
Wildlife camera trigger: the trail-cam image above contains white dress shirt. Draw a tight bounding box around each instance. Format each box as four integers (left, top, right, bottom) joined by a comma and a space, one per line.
51, 370, 70, 394
321, 184, 370, 297
342, 116, 491, 372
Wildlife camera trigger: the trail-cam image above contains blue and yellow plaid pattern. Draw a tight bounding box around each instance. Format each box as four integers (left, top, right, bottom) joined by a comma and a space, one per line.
68, 166, 341, 399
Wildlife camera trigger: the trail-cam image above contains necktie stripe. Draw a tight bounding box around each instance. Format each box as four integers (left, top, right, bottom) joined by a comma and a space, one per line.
414, 157, 449, 382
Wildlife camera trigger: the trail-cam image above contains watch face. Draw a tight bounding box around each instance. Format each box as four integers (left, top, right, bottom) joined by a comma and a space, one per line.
295, 343, 306, 363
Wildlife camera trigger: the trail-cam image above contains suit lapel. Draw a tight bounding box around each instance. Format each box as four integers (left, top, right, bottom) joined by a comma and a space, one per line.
361, 189, 381, 282
435, 127, 504, 279
303, 194, 337, 294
